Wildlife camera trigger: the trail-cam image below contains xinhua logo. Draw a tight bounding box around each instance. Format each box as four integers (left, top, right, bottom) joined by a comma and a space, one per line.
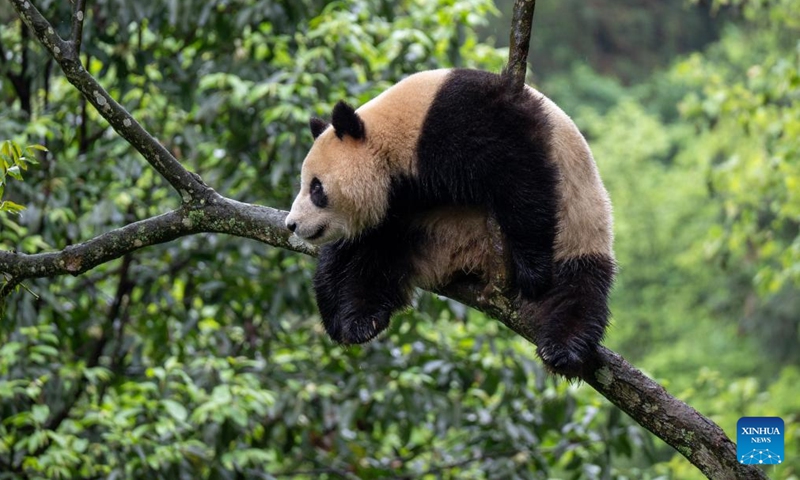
737, 417, 784, 465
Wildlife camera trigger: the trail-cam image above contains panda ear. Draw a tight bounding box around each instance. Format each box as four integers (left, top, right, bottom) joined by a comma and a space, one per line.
309, 117, 329, 140
331, 101, 365, 140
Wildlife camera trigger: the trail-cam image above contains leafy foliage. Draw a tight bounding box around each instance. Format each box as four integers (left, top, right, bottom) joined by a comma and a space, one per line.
679, 0, 800, 297
0, 141, 44, 214
1, 0, 799, 478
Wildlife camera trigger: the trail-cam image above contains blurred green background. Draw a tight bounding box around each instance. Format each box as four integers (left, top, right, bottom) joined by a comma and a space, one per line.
1, 0, 798, 478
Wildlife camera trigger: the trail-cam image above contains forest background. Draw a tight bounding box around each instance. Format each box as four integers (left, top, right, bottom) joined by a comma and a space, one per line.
0, 0, 798, 478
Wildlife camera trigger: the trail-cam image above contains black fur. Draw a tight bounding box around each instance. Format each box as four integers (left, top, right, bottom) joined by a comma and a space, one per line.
524, 254, 616, 377
309, 177, 328, 208
313, 69, 612, 374
331, 101, 365, 140
313, 192, 419, 344
309, 118, 329, 139
415, 69, 558, 300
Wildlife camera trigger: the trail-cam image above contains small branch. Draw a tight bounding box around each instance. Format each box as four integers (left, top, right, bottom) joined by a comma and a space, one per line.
0, 275, 21, 298
7, 0, 208, 201
506, 0, 537, 91
70, 0, 86, 53
0, 36, 7, 65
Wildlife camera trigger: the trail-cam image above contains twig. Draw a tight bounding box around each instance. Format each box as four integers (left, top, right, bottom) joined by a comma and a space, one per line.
70, 0, 86, 53
0, 275, 23, 299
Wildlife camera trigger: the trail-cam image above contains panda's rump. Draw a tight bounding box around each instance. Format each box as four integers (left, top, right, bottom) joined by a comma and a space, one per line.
408, 206, 504, 289
531, 89, 614, 261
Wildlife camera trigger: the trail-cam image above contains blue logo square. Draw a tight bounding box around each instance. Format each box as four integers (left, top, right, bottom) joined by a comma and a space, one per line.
737, 417, 784, 465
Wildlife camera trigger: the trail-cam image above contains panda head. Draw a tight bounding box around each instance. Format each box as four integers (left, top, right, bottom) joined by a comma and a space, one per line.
285, 101, 391, 245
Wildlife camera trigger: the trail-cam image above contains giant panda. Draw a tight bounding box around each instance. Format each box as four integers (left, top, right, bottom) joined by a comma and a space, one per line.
285, 68, 615, 376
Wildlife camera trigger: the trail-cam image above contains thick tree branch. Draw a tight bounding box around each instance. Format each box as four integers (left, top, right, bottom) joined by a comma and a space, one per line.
8, 0, 207, 200
0, 198, 314, 296
439, 279, 762, 479
0, 1, 768, 479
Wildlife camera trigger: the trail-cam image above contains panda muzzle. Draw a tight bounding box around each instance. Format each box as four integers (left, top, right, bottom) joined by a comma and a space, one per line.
291, 223, 327, 243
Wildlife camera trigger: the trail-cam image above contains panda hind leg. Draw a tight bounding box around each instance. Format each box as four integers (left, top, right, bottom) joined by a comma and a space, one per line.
526, 254, 616, 378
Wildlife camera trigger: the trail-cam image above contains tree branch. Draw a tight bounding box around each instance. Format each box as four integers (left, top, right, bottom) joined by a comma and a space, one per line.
70, 0, 86, 53
506, 0, 536, 90
0, 1, 769, 479
7, 0, 207, 200
436, 278, 765, 479
0, 198, 314, 297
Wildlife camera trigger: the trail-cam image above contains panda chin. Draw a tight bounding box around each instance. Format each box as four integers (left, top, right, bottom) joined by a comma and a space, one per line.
300, 224, 340, 246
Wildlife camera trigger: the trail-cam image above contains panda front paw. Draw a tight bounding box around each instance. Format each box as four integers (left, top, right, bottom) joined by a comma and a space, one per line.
323, 311, 392, 345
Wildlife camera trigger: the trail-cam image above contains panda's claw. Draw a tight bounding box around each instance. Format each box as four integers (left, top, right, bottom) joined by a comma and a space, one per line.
536, 339, 597, 378
325, 311, 392, 346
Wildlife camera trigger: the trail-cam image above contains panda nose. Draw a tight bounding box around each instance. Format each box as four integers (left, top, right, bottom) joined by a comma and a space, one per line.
287, 221, 297, 232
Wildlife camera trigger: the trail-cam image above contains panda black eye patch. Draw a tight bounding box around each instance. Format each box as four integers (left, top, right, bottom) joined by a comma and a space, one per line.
310, 177, 328, 208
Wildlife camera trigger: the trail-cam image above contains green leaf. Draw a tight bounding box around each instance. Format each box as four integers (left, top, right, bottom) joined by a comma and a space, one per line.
6, 165, 22, 181
162, 399, 188, 423
31, 405, 50, 425
31, 345, 59, 358
26, 431, 47, 454
0, 200, 26, 214
72, 437, 89, 453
